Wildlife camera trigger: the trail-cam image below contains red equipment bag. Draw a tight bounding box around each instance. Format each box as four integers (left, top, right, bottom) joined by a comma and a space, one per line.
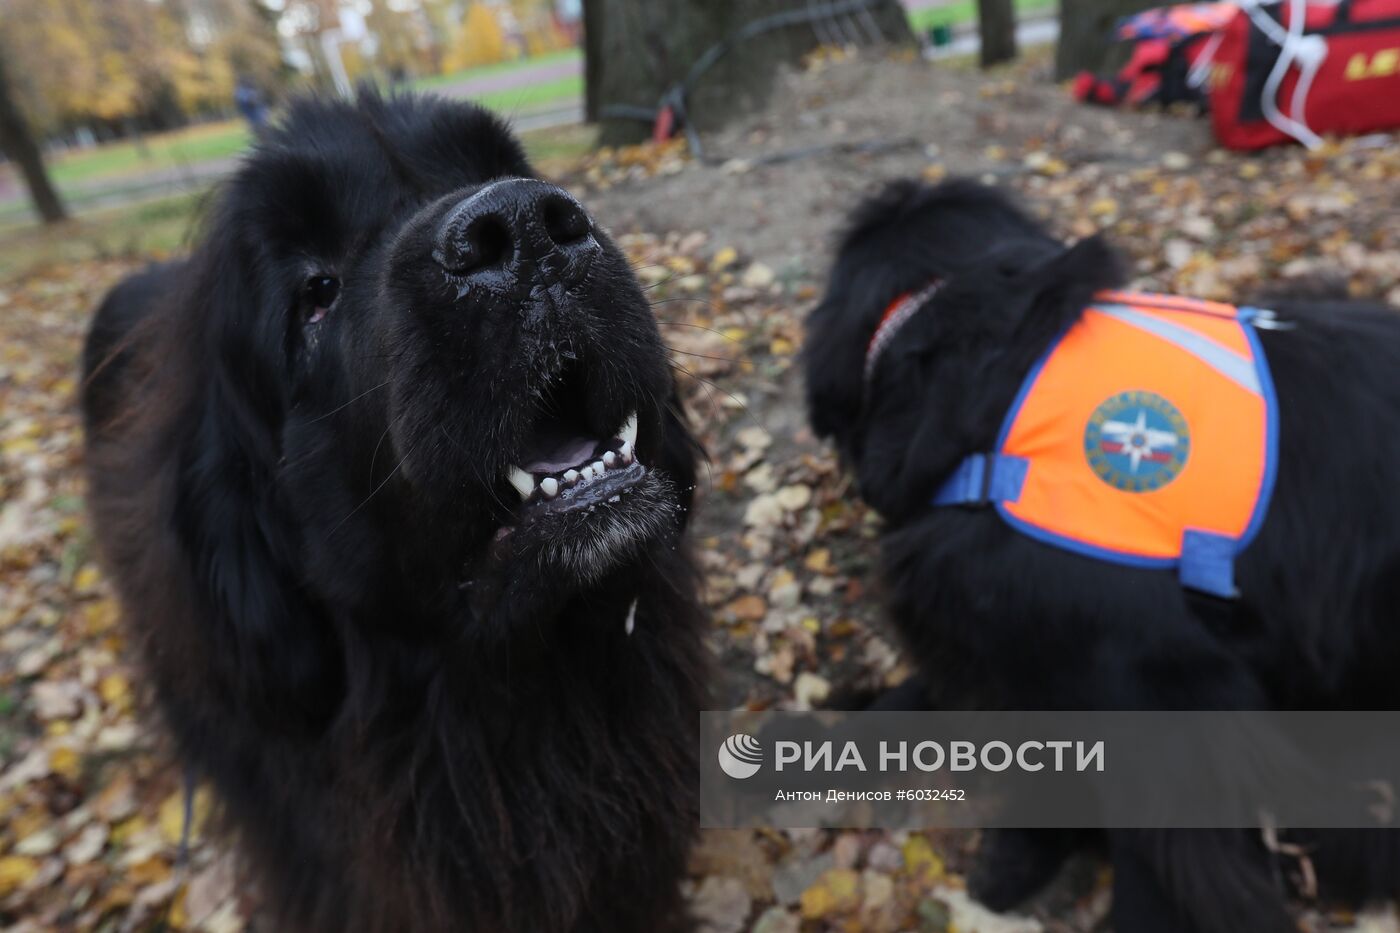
1073, 3, 1238, 108
1210, 0, 1400, 149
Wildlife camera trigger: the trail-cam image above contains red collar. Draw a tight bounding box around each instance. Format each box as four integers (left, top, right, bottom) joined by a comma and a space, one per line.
863, 280, 943, 386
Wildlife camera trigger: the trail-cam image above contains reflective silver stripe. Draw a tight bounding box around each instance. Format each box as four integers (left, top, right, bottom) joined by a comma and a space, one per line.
1095, 303, 1261, 396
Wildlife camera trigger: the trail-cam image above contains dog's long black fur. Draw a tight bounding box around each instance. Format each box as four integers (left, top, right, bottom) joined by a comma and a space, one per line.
805, 178, 1400, 932
81, 92, 706, 932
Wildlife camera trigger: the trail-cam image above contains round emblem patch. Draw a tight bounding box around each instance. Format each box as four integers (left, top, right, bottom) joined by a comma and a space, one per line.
1083, 391, 1190, 493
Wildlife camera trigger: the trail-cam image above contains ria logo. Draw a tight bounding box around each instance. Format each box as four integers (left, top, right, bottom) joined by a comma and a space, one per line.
718, 734, 763, 779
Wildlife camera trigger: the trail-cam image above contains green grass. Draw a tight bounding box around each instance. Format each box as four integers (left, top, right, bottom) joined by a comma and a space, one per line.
0, 189, 207, 279
908, 0, 1057, 33
21, 51, 584, 201
412, 48, 581, 92
472, 74, 582, 113
47, 121, 251, 188
0, 122, 596, 280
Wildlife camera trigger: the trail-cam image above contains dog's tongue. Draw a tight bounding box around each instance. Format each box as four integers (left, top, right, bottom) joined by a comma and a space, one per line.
523, 436, 599, 474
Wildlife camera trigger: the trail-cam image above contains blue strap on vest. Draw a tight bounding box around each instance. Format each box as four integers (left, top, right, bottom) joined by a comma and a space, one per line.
1179, 530, 1238, 598
933, 454, 1240, 598
931, 453, 1029, 507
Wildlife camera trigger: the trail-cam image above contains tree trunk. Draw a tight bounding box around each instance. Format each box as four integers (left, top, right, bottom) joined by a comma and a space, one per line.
0, 53, 66, 224
582, 0, 605, 123
582, 0, 914, 146
977, 0, 1018, 67
1056, 0, 1160, 79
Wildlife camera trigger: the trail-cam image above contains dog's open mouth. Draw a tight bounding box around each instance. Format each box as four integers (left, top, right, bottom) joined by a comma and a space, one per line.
504, 360, 647, 519
506, 410, 642, 515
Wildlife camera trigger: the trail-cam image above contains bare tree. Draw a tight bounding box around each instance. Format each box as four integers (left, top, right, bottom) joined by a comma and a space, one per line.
0, 53, 65, 225
582, 0, 914, 145
977, 0, 1018, 67
1057, 0, 1160, 79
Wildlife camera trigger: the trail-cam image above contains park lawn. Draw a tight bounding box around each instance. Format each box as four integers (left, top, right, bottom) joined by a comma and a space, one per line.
46, 121, 251, 189
412, 48, 581, 92
472, 74, 583, 113
0, 122, 596, 280
31, 53, 584, 197
907, 0, 1058, 33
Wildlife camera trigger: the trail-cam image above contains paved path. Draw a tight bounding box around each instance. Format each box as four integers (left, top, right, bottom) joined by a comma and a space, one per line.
432, 55, 580, 99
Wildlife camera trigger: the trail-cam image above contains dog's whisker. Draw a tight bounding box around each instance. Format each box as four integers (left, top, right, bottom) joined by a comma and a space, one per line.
308, 380, 390, 423
662, 344, 755, 366
335, 431, 421, 537
440, 425, 513, 516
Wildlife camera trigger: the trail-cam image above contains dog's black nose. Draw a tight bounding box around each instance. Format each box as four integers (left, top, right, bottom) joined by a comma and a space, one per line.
432, 178, 597, 278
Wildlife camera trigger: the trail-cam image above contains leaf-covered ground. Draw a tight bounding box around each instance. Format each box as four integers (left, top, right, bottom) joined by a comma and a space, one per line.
3, 49, 1399, 932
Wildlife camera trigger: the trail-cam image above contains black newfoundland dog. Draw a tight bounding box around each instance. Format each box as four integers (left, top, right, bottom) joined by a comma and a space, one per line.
805, 178, 1400, 932
81, 92, 705, 932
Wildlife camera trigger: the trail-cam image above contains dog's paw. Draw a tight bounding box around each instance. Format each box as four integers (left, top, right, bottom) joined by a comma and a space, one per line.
968, 828, 1076, 912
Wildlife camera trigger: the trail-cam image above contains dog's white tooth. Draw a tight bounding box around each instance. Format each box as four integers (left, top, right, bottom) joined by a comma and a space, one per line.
540, 477, 559, 497
603, 450, 617, 468
624, 598, 638, 636
620, 412, 638, 448
619, 440, 633, 464
592, 460, 605, 474
563, 469, 579, 484
507, 467, 536, 500
582, 465, 595, 480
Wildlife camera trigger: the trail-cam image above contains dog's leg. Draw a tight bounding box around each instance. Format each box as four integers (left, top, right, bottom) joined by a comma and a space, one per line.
1110, 829, 1296, 933
968, 828, 1083, 911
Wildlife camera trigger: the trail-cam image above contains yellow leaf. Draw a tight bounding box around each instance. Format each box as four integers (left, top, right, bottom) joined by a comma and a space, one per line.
722, 327, 749, 343
1089, 198, 1119, 218
800, 868, 861, 918
83, 599, 120, 634
49, 745, 81, 781
74, 565, 102, 594
770, 336, 796, 356
804, 548, 832, 574
167, 885, 190, 929
712, 246, 738, 271
902, 834, 946, 883
110, 816, 146, 847
129, 855, 173, 885
159, 785, 213, 845
99, 673, 132, 711
800, 882, 837, 919
0, 856, 38, 897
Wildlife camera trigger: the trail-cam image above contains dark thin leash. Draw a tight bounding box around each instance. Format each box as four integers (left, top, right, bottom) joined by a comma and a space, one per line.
177, 763, 198, 867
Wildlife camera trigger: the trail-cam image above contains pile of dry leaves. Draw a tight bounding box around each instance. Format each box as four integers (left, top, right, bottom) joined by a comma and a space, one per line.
3, 48, 1399, 933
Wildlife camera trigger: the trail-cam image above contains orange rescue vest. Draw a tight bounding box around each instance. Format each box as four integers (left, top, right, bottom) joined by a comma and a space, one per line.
930, 291, 1279, 597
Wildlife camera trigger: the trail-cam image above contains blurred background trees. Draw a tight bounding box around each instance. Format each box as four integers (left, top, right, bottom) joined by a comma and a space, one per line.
0, 0, 1070, 224
0, 0, 581, 144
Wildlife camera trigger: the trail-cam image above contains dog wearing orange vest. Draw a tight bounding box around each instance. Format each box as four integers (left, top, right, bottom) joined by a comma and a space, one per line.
805, 177, 1400, 933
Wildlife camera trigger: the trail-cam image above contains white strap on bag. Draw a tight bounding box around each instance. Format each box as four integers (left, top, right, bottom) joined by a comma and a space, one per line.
1239, 0, 1329, 148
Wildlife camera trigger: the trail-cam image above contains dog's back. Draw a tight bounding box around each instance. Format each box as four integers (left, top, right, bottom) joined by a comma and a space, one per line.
805, 178, 1400, 933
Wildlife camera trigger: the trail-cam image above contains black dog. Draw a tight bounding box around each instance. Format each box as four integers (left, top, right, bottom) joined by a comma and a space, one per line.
81, 92, 705, 932
805, 178, 1400, 932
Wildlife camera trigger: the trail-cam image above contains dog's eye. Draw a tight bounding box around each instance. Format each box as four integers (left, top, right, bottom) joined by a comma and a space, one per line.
302, 276, 340, 325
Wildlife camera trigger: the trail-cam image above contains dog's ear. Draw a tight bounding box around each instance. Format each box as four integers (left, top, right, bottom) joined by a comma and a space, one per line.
171, 229, 345, 732
805, 184, 936, 457
1010, 234, 1126, 347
